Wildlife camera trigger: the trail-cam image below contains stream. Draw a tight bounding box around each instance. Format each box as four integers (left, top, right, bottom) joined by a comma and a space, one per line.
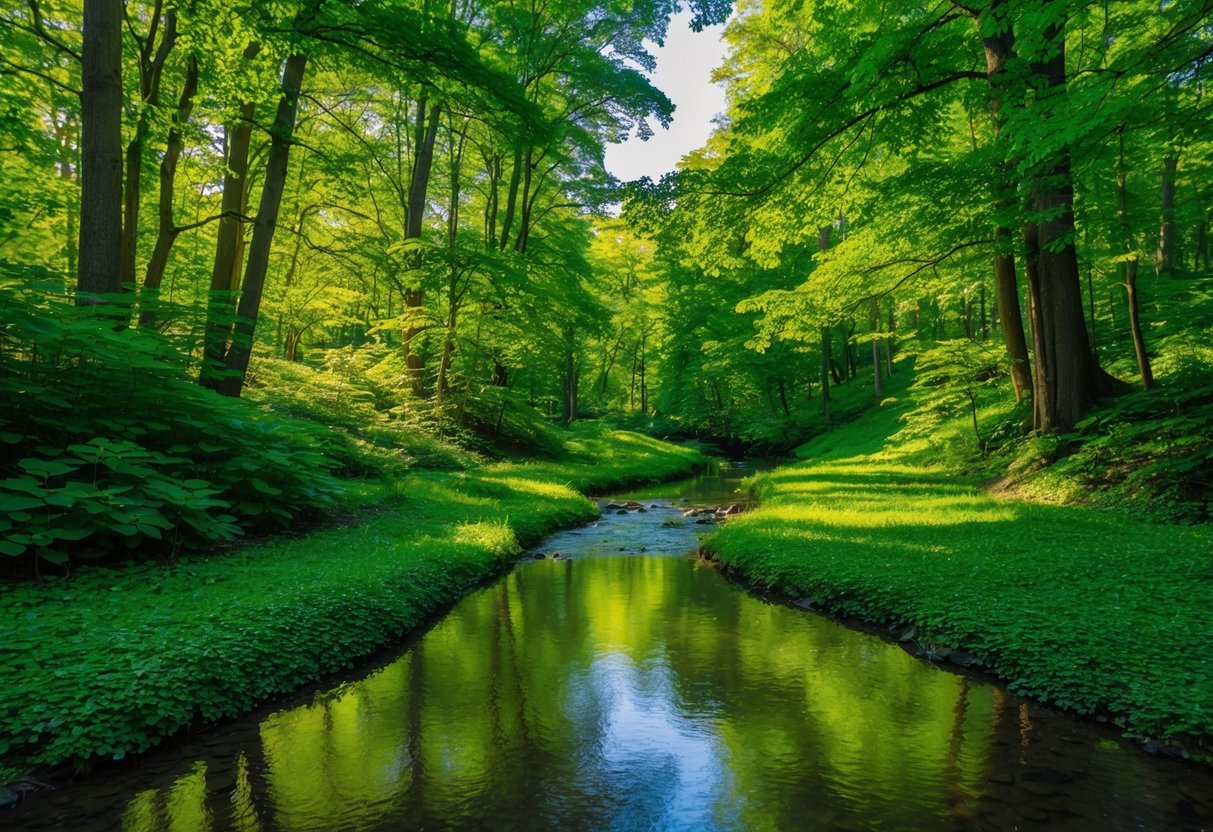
7, 462, 1213, 831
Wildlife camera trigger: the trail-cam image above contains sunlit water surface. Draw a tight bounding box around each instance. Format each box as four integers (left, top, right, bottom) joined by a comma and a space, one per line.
7, 467, 1213, 831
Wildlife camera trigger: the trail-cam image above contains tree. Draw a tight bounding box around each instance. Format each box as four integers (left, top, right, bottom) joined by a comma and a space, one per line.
77, 0, 122, 303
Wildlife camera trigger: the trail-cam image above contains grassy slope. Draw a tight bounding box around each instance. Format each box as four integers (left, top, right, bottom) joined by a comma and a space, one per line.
704, 394, 1213, 757
0, 424, 704, 782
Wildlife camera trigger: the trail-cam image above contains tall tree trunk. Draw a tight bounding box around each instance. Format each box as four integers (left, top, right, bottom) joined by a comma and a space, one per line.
401, 99, 441, 397
140, 54, 199, 326
970, 0, 1032, 401
818, 225, 832, 419
435, 119, 467, 411
1024, 18, 1123, 431
979, 284, 988, 341
1118, 128, 1154, 390
483, 152, 501, 250
885, 297, 896, 377
1022, 223, 1052, 430
1085, 255, 1097, 352
514, 148, 537, 254
562, 326, 576, 423
993, 230, 1031, 401
78, 0, 123, 304
120, 6, 177, 291
201, 43, 259, 388
869, 298, 883, 399
820, 327, 832, 420
639, 328, 647, 414
52, 111, 79, 278
217, 52, 308, 397
1156, 153, 1178, 277
284, 328, 299, 362
435, 307, 457, 411
1195, 218, 1208, 272
498, 145, 523, 252
845, 320, 857, 379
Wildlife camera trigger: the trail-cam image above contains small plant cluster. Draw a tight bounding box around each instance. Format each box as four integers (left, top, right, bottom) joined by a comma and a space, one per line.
0, 279, 342, 570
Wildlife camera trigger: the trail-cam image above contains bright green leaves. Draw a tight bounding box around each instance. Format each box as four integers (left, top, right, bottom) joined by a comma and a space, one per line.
0, 278, 342, 568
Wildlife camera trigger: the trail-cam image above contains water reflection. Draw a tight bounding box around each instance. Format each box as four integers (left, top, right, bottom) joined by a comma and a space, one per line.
11, 555, 1212, 831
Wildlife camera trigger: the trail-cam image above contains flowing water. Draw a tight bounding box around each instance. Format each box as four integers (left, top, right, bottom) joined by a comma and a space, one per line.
6, 466, 1213, 831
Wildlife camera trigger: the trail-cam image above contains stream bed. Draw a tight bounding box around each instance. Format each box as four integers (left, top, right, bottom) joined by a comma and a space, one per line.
7, 463, 1213, 831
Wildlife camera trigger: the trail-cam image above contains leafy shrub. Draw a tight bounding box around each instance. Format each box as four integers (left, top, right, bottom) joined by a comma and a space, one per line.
1058, 373, 1213, 522
894, 340, 1006, 454
245, 352, 474, 473
458, 384, 567, 458
0, 276, 342, 569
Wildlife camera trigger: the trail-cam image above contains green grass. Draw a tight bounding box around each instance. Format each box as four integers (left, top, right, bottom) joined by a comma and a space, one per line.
705, 399, 1213, 757
0, 424, 704, 782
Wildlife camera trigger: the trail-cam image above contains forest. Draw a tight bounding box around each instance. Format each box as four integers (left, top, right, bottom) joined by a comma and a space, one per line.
2, 0, 1213, 826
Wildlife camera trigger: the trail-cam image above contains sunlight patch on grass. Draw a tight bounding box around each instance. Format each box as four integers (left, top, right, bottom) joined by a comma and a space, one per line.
707, 401, 1213, 751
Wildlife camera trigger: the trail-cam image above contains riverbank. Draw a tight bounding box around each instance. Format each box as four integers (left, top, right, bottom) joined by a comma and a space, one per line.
0, 424, 705, 785
703, 401, 1213, 761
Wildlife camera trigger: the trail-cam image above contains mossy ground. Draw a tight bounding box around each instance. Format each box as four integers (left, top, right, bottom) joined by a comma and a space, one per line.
0, 424, 704, 782
704, 395, 1213, 759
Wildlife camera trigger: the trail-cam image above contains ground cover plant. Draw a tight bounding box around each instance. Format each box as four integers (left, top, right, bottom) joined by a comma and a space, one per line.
0, 427, 704, 781
705, 400, 1213, 759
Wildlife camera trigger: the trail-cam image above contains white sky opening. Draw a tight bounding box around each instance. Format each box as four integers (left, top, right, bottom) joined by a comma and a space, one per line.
603, 10, 730, 183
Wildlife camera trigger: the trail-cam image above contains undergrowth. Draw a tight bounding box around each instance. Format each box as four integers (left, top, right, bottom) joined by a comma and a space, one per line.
0, 426, 704, 781
706, 396, 1213, 757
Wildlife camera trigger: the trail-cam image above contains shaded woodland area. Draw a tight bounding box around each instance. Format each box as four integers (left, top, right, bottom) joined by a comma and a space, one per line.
3, 0, 1213, 805
1, 0, 1211, 556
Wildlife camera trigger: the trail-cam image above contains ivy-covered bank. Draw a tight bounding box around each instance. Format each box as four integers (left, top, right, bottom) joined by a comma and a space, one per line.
0, 426, 704, 783
703, 403, 1213, 761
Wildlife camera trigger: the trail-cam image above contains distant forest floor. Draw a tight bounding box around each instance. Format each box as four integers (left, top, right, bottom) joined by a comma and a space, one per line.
0, 425, 704, 785
704, 393, 1213, 763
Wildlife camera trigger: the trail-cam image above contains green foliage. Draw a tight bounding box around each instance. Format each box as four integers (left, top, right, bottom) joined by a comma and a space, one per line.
0, 280, 342, 568
245, 353, 475, 474
706, 400, 1213, 752
894, 340, 1009, 454
1050, 375, 1213, 522
0, 424, 700, 781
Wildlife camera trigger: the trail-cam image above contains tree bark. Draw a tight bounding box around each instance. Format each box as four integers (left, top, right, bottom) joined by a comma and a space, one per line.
885, 297, 896, 377
435, 119, 468, 411
498, 146, 523, 252
1118, 128, 1154, 390
820, 325, 832, 419
817, 225, 832, 418
968, 0, 1033, 402
140, 53, 199, 326
120, 5, 177, 291
217, 52, 308, 397
78, 0, 124, 304
401, 98, 442, 396
51, 109, 79, 279
514, 148, 536, 254
869, 298, 883, 399
639, 328, 647, 414
1024, 18, 1123, 431
1022, 223, 1052, 430
201, 42, 259, 388
562, 326, 577, 423
1156, 153, 1178, 276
